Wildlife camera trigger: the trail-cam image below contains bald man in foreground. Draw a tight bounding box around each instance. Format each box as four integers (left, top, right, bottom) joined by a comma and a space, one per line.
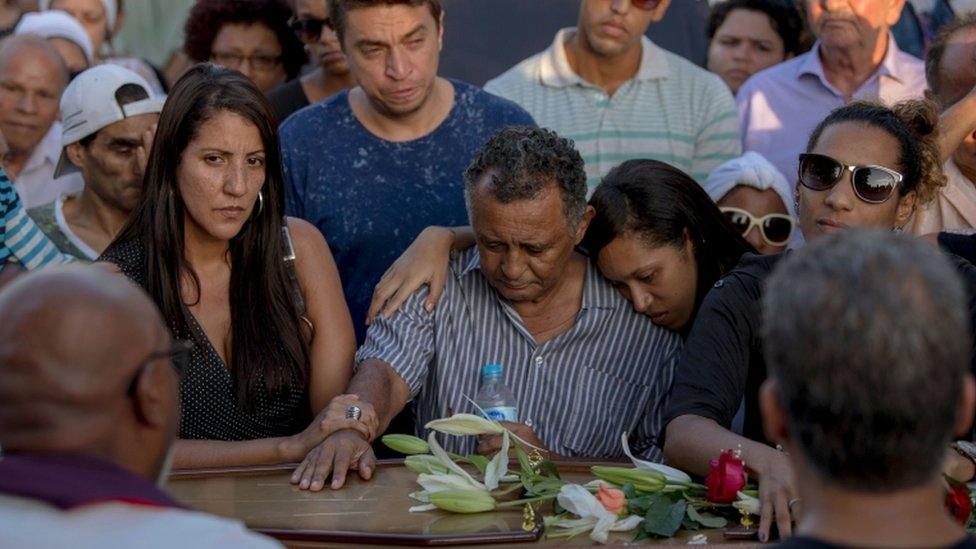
0, 266, 280, 548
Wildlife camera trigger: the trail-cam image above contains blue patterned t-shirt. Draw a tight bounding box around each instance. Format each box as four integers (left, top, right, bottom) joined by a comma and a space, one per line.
280, 79, 535, 342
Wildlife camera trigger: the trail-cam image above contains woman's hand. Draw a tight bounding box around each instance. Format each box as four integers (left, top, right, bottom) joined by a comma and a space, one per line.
291, 430, 376, 491
366, 226, 455, 323
755, 450, 798, 542
277, 395, 378, 462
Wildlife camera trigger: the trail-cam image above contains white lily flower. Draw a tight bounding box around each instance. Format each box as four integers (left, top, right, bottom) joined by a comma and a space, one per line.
409, 504, 437, 513
620, 431, 692, 487
553, 483, 643, 544
409, 490, 430, 503
483, 430, 510, 490
426, 432, 487, 490
733, 491, 761, 516
425, 413, 505, 436
417, 472, 485, 494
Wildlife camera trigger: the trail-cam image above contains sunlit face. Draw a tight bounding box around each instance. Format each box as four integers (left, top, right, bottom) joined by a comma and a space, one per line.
577, 0, 670, 58
935, 27, 976, 179
805, 0, 903, 50
798, 121, 915, 240
51, 0, 108, 54
210, 23, 287, 93
718, 186, 790, 254
470, 180, 587, 304
48, 37, 89, 75
296, 0, 349, 76
67, 113, 158, 214
0, 46, 64, 155
342, 4, 442, 118
177, 110, 266, 243
707, 8, 786, 94
597, 232, 697, 332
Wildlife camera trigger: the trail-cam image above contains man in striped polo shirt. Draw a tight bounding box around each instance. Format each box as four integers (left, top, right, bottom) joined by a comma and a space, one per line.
294, 126, 682, 491
484, 0, 741, 191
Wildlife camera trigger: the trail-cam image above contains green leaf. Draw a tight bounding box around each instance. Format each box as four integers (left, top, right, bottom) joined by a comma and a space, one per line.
643, 495, 687, 538
622, 482, 636, 500
681, 515, 701, 531
538, 459, 561, 480
632, 529, 650, 542
459, 455, 490, 475
686, 505, 728, 529
516, 446, 533, 474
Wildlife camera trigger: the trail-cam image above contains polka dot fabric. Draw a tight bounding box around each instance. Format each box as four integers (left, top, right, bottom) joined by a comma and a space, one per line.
100, 238, 310, 440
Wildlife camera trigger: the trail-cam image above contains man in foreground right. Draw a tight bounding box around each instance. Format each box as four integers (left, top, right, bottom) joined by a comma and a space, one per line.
762, 230, 976, 548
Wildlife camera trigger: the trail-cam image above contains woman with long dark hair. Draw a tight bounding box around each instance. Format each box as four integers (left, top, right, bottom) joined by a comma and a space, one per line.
366, 159, 753, 336
100, 63, 358, 468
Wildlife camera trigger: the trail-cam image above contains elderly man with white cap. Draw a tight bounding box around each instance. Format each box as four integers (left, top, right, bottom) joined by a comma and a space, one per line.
15, 63, 163, 261
14, 9, 94, 76
703, 151, 799, 254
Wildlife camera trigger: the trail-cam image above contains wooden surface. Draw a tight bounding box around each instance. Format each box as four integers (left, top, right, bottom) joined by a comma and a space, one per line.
165, 460, 763, 547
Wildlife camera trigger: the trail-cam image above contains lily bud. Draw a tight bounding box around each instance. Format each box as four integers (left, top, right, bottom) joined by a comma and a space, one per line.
429, 489, 497, 514
425, 413, 505, 436
404, 455, 449, 474
382, 434, 431, 455
590, 466, 666, 494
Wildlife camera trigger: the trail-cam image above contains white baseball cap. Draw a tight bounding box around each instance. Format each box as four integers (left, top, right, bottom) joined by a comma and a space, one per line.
15, 10, 94, 64
54, 64, 165, 178
39, 0, 118, 37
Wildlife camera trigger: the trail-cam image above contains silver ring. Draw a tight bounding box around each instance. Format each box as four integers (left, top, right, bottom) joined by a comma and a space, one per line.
345, 405, 362, 421
788, 497, 801, 511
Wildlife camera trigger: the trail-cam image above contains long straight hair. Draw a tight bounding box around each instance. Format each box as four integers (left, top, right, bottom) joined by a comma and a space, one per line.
108, 63, 309, 407
583, 159, 755, 315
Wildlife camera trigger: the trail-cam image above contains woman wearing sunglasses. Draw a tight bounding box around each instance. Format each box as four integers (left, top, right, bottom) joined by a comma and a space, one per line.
267, 0, 354, 122
365, 158, 755, 336
664, 99, 962, 542
704, 151, 797, 254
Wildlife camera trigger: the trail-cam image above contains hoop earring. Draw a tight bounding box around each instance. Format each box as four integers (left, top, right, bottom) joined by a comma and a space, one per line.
256, 191, 264, 215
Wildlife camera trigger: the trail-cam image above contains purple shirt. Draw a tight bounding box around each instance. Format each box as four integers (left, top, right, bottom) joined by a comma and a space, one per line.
737, 37, 925, 182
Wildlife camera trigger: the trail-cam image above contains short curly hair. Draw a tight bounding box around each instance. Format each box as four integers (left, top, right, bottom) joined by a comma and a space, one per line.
464, 126, 587, 230
806, 99, 946, 207
183, 0, 306, 81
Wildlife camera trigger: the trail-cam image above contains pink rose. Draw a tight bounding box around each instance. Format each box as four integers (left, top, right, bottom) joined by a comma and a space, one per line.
705, 450, 746, 503
596, 485, 626, 514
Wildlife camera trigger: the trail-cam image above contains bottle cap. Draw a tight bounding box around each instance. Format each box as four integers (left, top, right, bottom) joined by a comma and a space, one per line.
482, 363, 503, 377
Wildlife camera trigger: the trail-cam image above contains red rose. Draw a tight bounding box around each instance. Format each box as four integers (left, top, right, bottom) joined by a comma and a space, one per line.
946, 479, 972, 526
705, 450, 747, 503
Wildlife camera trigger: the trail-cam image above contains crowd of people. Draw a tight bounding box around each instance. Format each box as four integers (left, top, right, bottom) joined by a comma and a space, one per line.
3, 0, 976, 547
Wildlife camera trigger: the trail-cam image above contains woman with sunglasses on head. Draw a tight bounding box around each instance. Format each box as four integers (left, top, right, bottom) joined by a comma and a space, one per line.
366, 158, 755, 337
267, 0, 353, 123
662, 99, 973, 542
703, 151, 797, 254
99, 64, 364, 470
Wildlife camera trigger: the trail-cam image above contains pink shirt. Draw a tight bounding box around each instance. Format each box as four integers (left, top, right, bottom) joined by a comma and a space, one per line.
738, 37, 926, 182
913, 158, 976, 235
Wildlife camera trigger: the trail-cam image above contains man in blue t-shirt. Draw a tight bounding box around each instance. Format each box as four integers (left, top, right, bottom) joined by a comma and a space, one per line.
280, 0, 535, 343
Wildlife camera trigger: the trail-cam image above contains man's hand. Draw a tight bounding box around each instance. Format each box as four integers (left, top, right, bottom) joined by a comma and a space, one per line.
755, 450, 798, 542
477, 422, 547, 456
945, 447, 976, 483
290, 430, 376, 491
315, 394, 379, 442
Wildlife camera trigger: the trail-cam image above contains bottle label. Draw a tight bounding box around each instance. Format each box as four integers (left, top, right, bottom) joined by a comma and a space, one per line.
483, 406, 517, 422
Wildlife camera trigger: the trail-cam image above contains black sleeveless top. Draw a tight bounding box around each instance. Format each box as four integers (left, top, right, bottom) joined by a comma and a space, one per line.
100, 239, 310, 440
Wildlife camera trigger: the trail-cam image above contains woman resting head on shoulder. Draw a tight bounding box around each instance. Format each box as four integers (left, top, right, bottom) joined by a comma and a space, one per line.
367, 158, 754, 336
99, 63, 365, 475
662, 98, 949, 542
704, 151, 797, 255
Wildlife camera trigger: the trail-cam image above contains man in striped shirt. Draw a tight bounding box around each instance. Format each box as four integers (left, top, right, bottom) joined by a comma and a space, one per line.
295, 126, 682, 491
484, 0, 741, 191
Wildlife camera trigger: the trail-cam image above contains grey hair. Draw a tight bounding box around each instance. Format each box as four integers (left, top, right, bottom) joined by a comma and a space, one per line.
763, 229, 971, 491
464, 126, 587, 231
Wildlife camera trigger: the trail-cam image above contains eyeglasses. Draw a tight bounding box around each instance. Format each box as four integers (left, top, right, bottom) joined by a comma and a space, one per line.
721, 207, 795, 247
631, 0, 662, 9
289, 17, 331, 43
798, 153, 903, 204
211, 51, 282, 72
126, 339, 194, 396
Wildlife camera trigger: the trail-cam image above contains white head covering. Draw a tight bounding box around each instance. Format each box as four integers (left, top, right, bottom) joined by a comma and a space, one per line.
15, 10, 95, 64
703, 151, 797, 219
39, 0, 118, 37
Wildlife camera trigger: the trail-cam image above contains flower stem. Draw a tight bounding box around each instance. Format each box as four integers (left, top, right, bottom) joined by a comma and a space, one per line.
495, 494, 556, 508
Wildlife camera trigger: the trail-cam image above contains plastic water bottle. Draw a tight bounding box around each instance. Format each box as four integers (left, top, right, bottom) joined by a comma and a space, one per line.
475, 363, 518, 422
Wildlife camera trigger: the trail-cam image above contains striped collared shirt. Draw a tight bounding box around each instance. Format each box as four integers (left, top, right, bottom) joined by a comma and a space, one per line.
484, 28, 741, 190
356, 248, 682, 460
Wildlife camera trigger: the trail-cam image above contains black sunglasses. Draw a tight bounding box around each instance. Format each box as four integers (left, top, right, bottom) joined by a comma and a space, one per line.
126, 340, 194, 395
289, 17, 331, 43
798, 153, 903, 204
